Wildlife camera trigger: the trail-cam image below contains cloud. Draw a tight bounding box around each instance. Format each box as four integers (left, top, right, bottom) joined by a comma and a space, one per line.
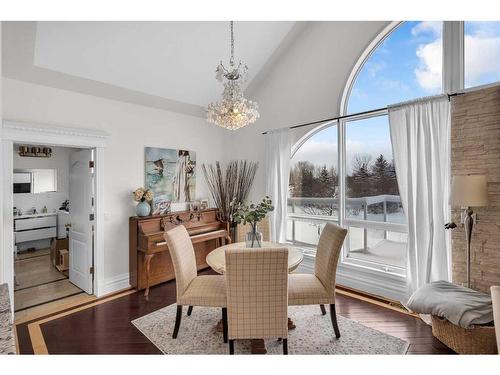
365, 60, 386, 78
411, 21, 442, 37
414, 22, 500, 91
464, 26, 500, 86
414, 37, 443, 92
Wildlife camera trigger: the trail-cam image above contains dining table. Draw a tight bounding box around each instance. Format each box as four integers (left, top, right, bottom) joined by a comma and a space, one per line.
205, 241, 304, 354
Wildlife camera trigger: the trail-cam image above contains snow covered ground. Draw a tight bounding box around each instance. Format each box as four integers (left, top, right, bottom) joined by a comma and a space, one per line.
287, 207, 407, 268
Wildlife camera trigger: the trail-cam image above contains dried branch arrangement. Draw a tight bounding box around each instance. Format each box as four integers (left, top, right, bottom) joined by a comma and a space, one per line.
202, 160, 258, 224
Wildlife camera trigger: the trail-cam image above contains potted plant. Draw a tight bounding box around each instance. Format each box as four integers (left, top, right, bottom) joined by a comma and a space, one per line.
133, 187, 154, 217
232, 196, 274, 248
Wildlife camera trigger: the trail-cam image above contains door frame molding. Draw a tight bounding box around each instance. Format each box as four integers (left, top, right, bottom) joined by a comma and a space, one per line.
1, 120, 109, 306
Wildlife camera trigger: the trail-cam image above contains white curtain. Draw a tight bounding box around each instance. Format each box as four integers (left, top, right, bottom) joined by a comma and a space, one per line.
388, 96, 451, 300
265, 128, 292, 243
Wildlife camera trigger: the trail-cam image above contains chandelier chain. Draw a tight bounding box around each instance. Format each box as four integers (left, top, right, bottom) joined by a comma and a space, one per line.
230, 21, 235, 66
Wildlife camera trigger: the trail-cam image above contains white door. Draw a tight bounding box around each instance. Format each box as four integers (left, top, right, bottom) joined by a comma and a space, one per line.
69, 149, 94, 294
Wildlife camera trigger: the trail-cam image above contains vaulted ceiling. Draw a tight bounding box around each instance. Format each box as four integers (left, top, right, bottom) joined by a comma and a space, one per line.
2, 21, 301, 117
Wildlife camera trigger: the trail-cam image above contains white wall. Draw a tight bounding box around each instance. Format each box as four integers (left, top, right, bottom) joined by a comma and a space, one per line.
2, 77, 231, 287
13, 145, 71, 213
232, 21, 390, 200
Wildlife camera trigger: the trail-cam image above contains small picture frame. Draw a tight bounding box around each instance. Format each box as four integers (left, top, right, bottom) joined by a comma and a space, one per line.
189, 200, 201, 211
199, 198, 209, 210
152, 196, 171, 215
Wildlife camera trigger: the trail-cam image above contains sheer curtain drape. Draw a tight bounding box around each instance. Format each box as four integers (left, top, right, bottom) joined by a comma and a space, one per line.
388, 96, 451, 300
265, 128, 292, 243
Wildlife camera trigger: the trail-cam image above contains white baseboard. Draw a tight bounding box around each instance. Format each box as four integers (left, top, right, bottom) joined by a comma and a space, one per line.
99, 273, 130, 297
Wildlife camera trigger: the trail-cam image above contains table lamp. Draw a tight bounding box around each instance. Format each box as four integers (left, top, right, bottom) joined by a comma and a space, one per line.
450, 175, 488, 288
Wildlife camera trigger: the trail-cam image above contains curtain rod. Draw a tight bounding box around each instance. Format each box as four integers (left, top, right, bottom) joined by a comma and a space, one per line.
261, 92, 463, 135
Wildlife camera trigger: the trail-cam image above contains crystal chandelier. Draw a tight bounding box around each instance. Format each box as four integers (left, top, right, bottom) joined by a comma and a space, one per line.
207, 21, 260, 130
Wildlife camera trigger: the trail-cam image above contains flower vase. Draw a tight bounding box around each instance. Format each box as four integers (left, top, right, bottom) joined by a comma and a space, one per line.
136, 200, 151, 217
245, 225, 263, 248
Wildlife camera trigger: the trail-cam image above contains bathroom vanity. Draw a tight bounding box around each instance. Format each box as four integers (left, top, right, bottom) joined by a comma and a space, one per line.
14, 212, 57, 245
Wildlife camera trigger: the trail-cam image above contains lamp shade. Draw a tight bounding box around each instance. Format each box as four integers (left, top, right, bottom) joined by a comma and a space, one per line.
450, 175, 488, 207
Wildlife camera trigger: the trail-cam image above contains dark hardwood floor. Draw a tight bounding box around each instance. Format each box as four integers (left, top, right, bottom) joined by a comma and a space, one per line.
15, 268, 454, 354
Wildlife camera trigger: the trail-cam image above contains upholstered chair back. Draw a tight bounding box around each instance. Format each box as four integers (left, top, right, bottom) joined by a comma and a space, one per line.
225, 247, 289, 340
314, 222, 348, 295
235, 216, 270, 243
164, 225, 198, 301
491, 286, 500, 352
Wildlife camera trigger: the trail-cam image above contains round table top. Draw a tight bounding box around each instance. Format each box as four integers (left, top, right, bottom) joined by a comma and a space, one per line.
206, 241, 304, 275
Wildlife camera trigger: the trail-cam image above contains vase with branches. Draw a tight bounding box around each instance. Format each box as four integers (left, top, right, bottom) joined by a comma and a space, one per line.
233, 197, 274, 248
202, 160, 258, 240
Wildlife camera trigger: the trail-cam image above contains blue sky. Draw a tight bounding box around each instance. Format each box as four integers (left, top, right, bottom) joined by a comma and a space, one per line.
348, 21, 443, 114
464, 22, 500, 87
293, 21, 500, 173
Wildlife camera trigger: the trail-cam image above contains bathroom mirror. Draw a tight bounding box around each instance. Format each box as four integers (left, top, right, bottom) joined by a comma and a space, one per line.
13, 169, 57, 194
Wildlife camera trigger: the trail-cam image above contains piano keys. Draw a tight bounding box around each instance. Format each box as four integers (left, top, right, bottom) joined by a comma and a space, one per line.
129, 208, 231, 297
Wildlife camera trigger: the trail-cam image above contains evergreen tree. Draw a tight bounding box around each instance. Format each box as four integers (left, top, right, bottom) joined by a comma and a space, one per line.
349, 154, 372, 197
371, 154, 390, 193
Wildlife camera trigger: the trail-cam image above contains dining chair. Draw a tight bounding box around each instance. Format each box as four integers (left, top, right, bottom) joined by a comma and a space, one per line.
225, 247, 289, 354
288, 222, 347, 338
164, 225, 228, 342
491, 286, 500, 352
235, 216, 270, 243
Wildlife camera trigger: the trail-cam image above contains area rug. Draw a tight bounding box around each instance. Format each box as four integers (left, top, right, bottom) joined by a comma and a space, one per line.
131, 304, 409, 354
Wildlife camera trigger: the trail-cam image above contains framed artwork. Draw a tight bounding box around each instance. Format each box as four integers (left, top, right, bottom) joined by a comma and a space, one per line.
152, 195, 171, 215
189, 200, 201, 211
200, 198, 209, 210
145, 147, 196, 203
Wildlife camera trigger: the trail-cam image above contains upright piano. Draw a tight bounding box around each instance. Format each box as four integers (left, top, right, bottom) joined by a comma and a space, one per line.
129, 208, 231, 296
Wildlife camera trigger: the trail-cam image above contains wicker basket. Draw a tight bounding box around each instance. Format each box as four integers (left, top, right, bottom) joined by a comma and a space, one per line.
431, 315, 498, 354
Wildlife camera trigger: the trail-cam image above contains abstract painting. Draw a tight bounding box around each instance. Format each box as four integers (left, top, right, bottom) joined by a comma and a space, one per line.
145, 147, 196, 203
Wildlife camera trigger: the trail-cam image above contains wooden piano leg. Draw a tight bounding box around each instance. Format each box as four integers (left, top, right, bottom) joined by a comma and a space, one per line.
143, 253, 154, 298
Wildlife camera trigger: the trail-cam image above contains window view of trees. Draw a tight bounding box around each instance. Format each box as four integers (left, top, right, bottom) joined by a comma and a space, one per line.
347, 153, 398, 198
289, 162, 338, 217
345, 116, 405, 224
287, 116, 407, 270
287, 125, 338, 246
290, 162, 338, 198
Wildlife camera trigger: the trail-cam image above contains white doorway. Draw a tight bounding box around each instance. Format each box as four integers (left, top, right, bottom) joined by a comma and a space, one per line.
1, 120, 108, 309
12, 144, 97, 311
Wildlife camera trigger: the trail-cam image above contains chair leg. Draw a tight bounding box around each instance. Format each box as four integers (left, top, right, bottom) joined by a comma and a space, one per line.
222, 307, 228, 343
172, 305, 182, 339
283, 338, 288, 355
229, 339, 234, 355
320, 304, 326, 315
330, 304, 341, 338
187, 306, 193, 316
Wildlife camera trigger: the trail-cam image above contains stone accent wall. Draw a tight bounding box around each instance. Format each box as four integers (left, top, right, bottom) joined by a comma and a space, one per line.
451, 85, 500, 293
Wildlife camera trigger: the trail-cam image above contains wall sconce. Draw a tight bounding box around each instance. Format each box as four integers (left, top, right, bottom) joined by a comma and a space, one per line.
448, 175, 488, 288
18, 145, 52, 158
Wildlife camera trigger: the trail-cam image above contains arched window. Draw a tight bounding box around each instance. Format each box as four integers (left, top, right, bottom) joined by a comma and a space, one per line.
289, 21, 500, 278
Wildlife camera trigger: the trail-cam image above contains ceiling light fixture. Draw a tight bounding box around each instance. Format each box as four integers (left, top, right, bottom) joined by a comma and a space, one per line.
207, 21, 260, 130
